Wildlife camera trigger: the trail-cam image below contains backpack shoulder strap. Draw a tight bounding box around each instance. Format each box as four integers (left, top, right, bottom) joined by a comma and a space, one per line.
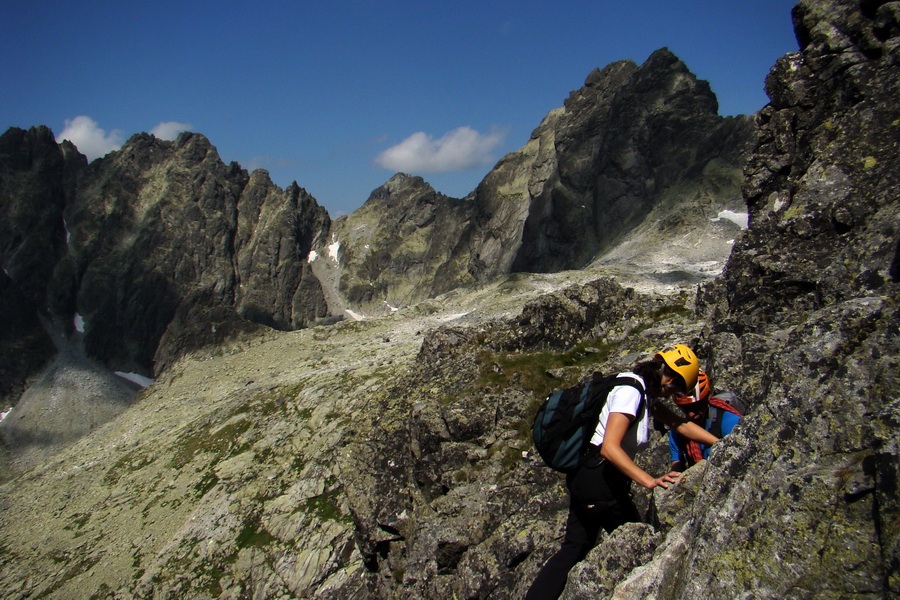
580, 374, 646, 439
708, 395, 742, 438
708, 405, 724, 438
709, 395, 743, 417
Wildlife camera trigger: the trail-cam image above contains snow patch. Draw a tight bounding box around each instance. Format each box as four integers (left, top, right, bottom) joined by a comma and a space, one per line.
711, 210, 749, 230
114, 372, 155, 387
308, 250, 318, 263
345, 309, 365, 321
328, 235, 341, 262
385, 301, 399, 312
0, 406, 12, 423
74, 313, 86, 333
441, 311, 472, 322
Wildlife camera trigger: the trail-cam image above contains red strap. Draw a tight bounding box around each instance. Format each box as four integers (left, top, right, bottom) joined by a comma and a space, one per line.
682, 397, 740, 466
685, 440, 704, 464
709, 396, 742, 417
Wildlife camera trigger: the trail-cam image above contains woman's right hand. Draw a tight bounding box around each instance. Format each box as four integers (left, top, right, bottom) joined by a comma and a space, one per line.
647, 471, 682, 489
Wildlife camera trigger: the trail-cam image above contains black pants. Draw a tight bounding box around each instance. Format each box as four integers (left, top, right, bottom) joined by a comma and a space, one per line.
523, 460, 639, 600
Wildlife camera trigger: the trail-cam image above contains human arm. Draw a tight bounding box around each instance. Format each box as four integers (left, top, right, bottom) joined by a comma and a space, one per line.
600, 412, 681, 489
654, 402, 720, 446
668, 430, 685, 472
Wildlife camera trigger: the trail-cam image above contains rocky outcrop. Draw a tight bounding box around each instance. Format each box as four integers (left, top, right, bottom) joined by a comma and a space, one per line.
332, 278, 704, 599
662, 1, 899, 597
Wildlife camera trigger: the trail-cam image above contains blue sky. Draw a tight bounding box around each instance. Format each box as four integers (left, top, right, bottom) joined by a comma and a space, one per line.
1, 1, 798, 217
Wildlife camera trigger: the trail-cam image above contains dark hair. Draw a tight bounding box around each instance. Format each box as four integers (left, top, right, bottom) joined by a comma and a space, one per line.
661, 364, 688, 394
632, 359, 663, 397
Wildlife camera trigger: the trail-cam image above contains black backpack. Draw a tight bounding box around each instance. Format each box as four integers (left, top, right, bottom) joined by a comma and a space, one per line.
532, 372, 645, 473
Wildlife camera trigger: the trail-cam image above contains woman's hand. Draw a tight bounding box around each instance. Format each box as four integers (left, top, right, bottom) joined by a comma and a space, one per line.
647, 471, 682, 489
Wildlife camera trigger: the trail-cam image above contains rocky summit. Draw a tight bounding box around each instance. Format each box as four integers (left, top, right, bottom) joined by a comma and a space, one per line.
0, 0, 898, 598
332, 48, 756, 314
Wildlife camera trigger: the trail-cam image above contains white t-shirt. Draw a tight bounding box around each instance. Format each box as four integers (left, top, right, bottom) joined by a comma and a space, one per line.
589, 372, 650, 457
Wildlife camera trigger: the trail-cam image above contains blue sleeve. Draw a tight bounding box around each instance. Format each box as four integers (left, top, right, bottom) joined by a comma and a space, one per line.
720, 411, 741, 437
668, 430, 681, 463
701, 412, 741, 459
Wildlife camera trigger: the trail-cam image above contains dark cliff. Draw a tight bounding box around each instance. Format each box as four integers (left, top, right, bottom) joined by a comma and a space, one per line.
0, 129, 332, 384
0, 126, 83, 402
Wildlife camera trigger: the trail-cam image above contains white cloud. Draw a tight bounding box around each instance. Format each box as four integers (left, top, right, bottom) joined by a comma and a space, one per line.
56, 116, 124, 161
151, 121, 192, 140
375, 126, 505, 173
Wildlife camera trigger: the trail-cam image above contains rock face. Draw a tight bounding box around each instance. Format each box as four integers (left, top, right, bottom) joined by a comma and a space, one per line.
667, 1, 899, 597
329, 48, 755, 313
329, 173, 473, 312
0, 130, 332, 471
0, 127, 81, 403
0, 129, 332, 383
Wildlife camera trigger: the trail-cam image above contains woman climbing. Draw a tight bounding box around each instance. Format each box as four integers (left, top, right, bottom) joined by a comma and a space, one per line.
524, 344, 720, 600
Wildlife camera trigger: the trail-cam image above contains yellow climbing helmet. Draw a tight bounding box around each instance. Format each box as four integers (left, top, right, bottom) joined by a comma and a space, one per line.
656, 344, 700, 391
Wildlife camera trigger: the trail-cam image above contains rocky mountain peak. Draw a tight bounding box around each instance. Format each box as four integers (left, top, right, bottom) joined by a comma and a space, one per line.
0, 125, 62, 170
581, 47, 718, 115
362, 172, 437, 208
471, 47, 752, 280
0, 123, 332, 388
323, 47, 755, 314
583, 58, 636, 88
